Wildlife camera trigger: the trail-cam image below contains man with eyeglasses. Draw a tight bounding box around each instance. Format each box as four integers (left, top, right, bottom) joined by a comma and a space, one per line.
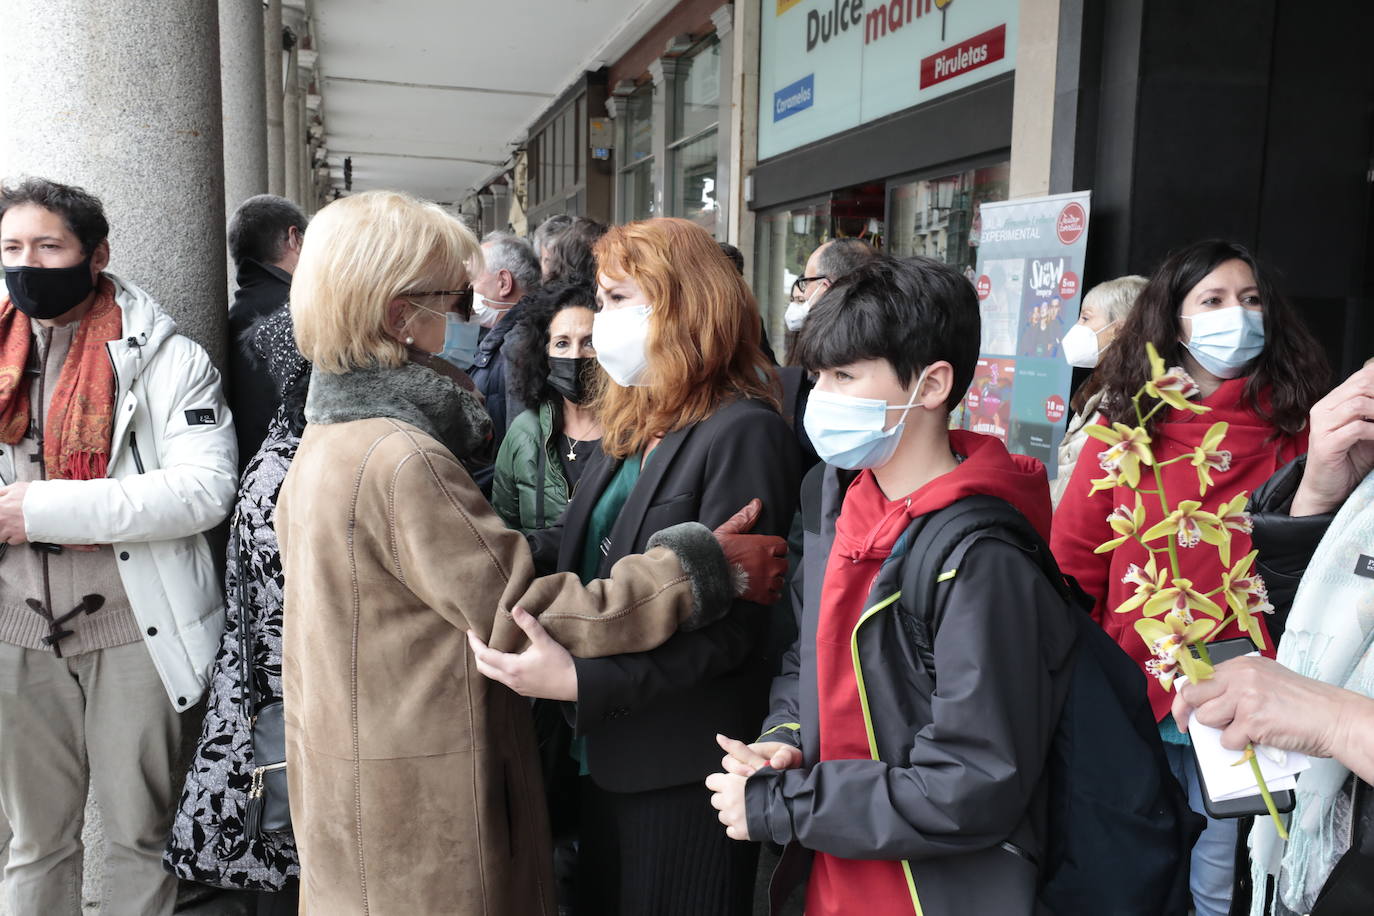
784, 238, 879, 335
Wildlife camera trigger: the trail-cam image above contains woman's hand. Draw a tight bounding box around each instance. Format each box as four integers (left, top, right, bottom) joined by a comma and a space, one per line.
1291, 365, 1374, 516
467, 606, 578, 701
1172, 656, 1352, 759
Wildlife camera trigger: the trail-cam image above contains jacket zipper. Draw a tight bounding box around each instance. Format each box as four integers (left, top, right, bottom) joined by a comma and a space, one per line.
129, 431, 145, 474
35, 332, 55, 654
850, 591, 926, 916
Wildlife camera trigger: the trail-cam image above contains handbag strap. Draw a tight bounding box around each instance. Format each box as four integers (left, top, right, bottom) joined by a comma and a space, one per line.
234, 530, 258, 719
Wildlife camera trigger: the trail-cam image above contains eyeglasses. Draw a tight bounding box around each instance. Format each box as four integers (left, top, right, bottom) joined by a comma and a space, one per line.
403, 287, 474, 312
791, 275, 828, 300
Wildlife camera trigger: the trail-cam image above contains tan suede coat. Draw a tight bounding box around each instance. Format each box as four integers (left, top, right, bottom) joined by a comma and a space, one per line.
278, 414, 710, 916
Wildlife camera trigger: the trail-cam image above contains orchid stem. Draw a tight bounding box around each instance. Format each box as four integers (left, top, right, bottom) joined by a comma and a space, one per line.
1135, 391, 1182, 580
1248, 749, 1289, 840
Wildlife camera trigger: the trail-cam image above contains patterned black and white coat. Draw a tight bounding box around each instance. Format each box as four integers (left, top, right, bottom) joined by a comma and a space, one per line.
164, 306, 304, 891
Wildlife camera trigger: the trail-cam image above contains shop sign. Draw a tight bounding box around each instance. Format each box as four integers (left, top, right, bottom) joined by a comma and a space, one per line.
758, 0, 1018, 159
950, 191, 1093, 480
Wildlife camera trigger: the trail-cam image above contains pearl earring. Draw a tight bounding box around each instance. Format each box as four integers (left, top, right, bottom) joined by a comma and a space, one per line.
404, 336, 415, 346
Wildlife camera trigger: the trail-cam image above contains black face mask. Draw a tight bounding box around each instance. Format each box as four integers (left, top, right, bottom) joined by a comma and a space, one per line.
547, 356, 595, 405
4, 257, 96, 320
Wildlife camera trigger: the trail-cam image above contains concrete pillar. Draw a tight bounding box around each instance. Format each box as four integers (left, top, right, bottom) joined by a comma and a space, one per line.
647, 56, 684, 219
219, 0, 268, 216
264, 0, 285, 196
1009, 0, 1061, 198
727, 0, 761, 263
296, 91, 309, 209
0, 1, 229, 365
711, 5, 734, 242
283, 43, 301, 206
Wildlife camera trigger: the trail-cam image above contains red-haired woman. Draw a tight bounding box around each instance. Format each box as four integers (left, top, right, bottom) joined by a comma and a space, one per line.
475, 218, 801, 915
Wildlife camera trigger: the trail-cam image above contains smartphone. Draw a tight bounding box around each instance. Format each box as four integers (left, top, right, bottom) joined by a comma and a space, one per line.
1188, 637, 1297, 819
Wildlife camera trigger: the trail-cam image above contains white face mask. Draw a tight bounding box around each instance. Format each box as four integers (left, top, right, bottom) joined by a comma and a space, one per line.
592, 304, 652, 387
472, 293, 519, 329
1183, 307, 1265, 379
1061, 320, 1117, 369
783, 283, 825, 332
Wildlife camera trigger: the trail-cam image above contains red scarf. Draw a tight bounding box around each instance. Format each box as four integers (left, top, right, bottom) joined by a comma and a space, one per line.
0, 277, 122, 480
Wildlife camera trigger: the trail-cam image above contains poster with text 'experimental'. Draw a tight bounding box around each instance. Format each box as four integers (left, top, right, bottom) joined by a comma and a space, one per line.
954, 191, 1092, 480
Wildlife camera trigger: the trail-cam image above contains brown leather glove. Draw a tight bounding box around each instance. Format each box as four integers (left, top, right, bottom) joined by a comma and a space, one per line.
712, 498, 789, 606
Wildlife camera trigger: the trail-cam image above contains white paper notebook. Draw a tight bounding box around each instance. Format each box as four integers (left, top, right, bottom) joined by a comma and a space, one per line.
1175, 672, 1311, 803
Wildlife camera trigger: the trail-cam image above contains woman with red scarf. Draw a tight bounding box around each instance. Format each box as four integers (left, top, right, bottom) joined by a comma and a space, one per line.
1052, 239, 1329, 916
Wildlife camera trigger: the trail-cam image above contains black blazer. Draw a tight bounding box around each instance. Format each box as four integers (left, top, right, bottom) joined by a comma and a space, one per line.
531, 397, 801, 792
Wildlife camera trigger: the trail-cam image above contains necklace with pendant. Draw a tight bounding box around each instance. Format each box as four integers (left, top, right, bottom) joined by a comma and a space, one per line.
565, 433, 581, 461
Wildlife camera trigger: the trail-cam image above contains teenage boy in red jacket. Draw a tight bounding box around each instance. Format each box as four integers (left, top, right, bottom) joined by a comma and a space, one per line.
707, 255, 1076, 916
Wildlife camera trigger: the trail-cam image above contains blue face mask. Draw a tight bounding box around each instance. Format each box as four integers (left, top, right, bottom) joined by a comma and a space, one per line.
411, 303, 481, 371
802, 368, 929, 470
1183, 307, 1265, 379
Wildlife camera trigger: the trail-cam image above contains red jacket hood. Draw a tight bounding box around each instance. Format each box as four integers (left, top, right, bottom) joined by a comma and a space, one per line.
835, 431, 1052, 562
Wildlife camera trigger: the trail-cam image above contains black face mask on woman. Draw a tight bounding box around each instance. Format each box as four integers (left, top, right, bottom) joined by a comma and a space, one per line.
4, 257, 96, 320
546, 356, 595, 405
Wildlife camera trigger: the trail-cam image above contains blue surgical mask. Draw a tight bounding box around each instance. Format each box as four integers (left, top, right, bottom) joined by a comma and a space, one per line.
1183, 307, 1265, 379
412, 303, 481, 371
802, 368, 929, 470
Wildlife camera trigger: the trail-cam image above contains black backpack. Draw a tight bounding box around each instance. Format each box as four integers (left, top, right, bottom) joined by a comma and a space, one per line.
899, 495, 1201, 916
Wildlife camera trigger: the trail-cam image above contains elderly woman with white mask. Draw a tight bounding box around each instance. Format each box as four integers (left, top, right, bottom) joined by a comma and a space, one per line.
1049, 274, 1148, 506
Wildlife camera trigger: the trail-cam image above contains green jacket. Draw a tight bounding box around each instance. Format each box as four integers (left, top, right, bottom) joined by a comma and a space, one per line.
492, 403, 569, 534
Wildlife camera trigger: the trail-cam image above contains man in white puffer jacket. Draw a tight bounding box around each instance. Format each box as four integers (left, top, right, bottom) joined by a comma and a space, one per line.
0, 178, 236, 916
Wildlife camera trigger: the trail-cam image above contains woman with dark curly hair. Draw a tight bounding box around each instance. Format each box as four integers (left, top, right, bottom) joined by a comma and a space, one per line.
492, 282, 603, 534
1052, 238, 1330, 916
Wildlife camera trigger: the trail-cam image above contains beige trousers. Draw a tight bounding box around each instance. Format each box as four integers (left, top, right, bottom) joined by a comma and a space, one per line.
0, 641, 181, 916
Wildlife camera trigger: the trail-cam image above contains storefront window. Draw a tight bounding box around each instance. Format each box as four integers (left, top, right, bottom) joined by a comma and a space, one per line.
753, 197, 832, 362
888, 162, 1010, 278
672, 130, 718, 235
617, 84, 655, 222
674, 39, 720, 142
667, 37, 721, 235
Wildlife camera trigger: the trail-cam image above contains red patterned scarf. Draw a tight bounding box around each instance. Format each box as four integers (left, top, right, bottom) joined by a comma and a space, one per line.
0, 277, 122, 480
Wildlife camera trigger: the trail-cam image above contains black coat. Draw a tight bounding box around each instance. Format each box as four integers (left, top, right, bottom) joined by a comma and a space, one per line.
469, 303, 526, 494
1248, 455, 1338, 642
530, 397, 801, 792
228, 259, 292, 471
747, 463, 1075, 916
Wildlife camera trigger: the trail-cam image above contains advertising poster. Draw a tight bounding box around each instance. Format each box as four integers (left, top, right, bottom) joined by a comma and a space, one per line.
958, 191, 1092, 479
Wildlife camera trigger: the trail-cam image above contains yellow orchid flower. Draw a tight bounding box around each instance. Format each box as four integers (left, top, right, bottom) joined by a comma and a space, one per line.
1219, 551, 1272, 650
1086, 422, 1155, 488
1214, 492, 1253, 566
1143, 575, 1224, 620
1141, 499, 1226, 549
1095, 495, 1147, 554
1137, 609, 1213, 690
1144, 342, 1210, 414
1114, 555, 1168, 615
1190, 421, 1232, 495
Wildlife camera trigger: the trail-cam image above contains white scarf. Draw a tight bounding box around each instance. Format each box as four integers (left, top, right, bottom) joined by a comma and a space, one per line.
1249, 470, 1374, 914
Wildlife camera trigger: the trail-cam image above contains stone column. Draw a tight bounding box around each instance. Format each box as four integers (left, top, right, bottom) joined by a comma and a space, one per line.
283, 42, 301, 205
264, 0, 285, 196
0, 1, 229, 365
726, 0, 761, 263
1009, 0, 1060, 198
711, 5, 735, 242
647, 56, 685, 218
219, 0, 267, 216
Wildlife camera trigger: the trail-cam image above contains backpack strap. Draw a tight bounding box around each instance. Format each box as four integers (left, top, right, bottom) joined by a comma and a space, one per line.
898, 496, 1088, 674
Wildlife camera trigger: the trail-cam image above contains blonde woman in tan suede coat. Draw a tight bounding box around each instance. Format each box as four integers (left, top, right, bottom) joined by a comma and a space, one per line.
277, 191, 787, 916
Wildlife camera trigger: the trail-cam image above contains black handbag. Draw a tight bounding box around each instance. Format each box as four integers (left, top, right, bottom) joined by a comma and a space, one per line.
1310, 777, 1374, 915
237, 546, 292, 840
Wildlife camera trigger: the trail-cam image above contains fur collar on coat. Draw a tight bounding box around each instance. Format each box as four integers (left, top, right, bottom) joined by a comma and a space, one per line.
305, 361, 493, 460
